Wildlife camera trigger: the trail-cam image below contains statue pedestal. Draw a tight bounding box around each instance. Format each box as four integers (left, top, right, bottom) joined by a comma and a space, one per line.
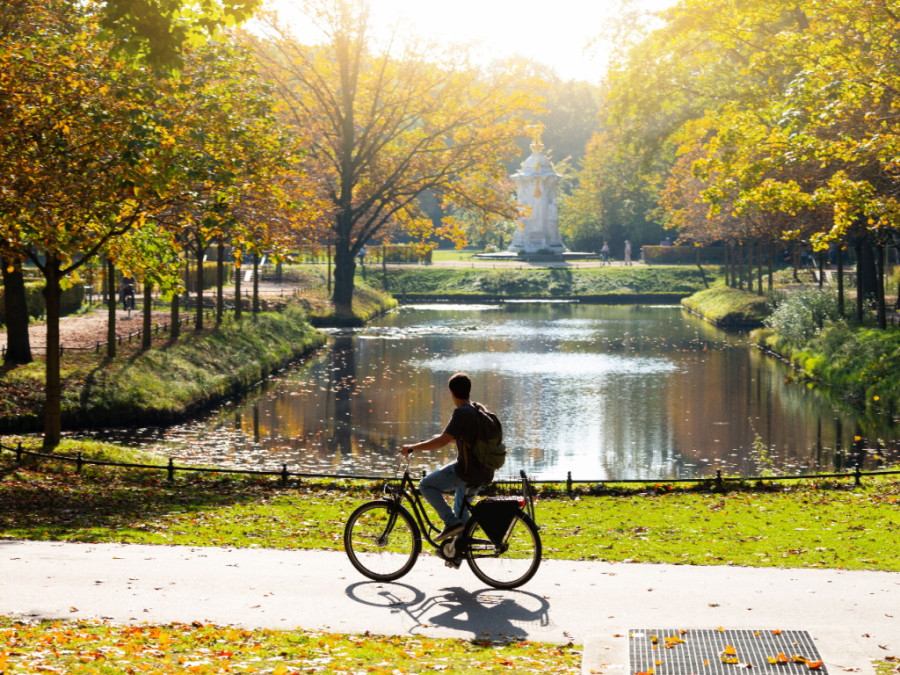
507, 140, 566, 255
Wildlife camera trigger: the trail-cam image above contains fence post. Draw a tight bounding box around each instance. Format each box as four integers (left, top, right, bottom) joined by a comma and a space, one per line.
76, 452, 83, 473
715, 469, 723, 490
168, 457, 175, 483
281, 464, 288, 487
854, 464, 862, 486
566, 471, 573, 495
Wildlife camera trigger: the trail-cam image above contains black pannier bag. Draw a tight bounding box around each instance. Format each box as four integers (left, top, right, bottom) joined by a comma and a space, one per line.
470, 497, 522, 547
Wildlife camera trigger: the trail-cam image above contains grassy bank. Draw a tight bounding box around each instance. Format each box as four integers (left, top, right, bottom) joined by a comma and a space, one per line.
3, 441, 899, 572
681, 284, 770, 327
752, 323, 900, 417
382, 265, 720, 299
0, 281, 397, 433
0, 308, 326, 432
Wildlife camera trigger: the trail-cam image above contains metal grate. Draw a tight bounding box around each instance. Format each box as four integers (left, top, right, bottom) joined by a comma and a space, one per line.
629, 628, 827, 675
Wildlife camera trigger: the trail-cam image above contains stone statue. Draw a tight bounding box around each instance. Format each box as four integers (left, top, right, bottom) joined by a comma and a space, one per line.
508, 124, 566, 255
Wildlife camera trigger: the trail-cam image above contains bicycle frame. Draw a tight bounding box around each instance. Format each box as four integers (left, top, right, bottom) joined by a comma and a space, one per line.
381, 464, 538, 550
381, 468, 477, 550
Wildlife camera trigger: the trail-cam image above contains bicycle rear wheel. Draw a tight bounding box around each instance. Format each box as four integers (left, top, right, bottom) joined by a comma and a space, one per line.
464, 511, 541, 589
343, 500, 421, 582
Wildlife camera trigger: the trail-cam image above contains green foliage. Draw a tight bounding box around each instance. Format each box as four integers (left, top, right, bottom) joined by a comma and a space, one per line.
765, 287, 841, 346
681, 285, 770, 326
642, 245, 727, 265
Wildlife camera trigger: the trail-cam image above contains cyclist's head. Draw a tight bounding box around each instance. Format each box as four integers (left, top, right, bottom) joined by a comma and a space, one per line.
448, 372, 471, 400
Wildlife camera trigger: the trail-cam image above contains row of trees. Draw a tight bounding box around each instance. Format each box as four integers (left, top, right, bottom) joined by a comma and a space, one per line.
1, 0, 540, 447
565, 0, 900, 317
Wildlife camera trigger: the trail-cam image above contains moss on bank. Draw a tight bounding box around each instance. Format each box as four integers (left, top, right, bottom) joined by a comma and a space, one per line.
681, 285, 770, 327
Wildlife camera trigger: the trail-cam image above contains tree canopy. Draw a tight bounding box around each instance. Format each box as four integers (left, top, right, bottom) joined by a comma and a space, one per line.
249, 0, 540, 313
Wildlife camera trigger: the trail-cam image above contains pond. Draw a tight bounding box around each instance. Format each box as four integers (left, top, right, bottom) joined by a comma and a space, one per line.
86, 303, 900, 481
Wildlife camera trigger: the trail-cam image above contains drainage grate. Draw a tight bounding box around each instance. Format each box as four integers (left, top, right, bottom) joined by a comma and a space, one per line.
629, 629, 827, 675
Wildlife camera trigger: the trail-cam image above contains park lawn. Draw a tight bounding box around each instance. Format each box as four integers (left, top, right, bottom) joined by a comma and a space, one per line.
0, 617, 581, 674
1, 441, 899, 572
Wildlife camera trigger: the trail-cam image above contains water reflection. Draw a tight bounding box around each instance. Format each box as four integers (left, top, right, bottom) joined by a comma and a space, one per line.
80, 304, 900, 480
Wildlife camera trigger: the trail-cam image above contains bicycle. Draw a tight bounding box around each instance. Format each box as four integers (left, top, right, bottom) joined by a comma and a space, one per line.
343, 459, 542, 589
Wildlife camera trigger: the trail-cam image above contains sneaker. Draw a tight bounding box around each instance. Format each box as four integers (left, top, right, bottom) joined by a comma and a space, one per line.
434, 522, 464, 543
444, 557, 462, 569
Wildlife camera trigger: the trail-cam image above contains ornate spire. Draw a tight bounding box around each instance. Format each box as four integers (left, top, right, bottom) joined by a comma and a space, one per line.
526, 122, 545, 156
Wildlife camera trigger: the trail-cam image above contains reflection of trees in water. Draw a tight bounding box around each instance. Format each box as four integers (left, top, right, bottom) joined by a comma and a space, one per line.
327, 336, 355, 458
120, 304, 900, 477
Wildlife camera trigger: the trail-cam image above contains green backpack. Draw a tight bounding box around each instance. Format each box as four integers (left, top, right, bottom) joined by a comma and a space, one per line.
470, 402, 506, 470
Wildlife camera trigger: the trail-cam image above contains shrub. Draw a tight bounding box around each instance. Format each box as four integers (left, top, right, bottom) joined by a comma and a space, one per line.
765, 286, 841, 346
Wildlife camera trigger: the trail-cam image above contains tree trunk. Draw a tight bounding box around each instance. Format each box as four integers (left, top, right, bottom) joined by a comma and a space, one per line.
1, 255, 33, 365
875, 242, 887, 329
326, 243, 332, 296
836, 244, 844, 317
170, 293, 180, 342
792, 241, 801, 282
855, 240, 864, 322
767, 242, 774, 294
195, 245, 205, 331
216, 241, 224, 326
756, 242, 764, 296
857, 238, 879, 309
252, 251, 260, 317
332, 240, 356, 316
141, 281, 152, 351
234, 255, 242, 321
747, 243, 754, 292
737, 243, 744, 290
42, 254, 63, 449
817, 250, 824, 289
107, 258, 116, 358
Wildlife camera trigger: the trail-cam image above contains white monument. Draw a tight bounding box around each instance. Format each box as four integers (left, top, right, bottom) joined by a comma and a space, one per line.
508, 123, 567, 255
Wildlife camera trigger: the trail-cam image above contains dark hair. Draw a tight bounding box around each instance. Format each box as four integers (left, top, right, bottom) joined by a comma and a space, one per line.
448, 372, 471, 400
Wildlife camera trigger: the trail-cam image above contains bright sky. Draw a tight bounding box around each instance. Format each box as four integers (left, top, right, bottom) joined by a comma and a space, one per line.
264, 0, 674, 83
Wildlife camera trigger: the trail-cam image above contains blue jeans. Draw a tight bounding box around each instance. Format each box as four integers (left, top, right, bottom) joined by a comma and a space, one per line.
419, 463, 480, 528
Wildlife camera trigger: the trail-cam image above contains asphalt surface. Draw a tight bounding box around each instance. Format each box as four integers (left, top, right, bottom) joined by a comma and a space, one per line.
1, 540, 897, 674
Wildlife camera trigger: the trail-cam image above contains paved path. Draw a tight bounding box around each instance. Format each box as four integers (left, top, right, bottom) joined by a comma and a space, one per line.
2, 540, 897, 674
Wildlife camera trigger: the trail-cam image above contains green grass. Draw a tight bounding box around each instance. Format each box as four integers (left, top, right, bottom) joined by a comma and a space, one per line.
2, 443, 898, 672
384, 265, 720, 298
0, 617, 581, 674
681, 284, 770, 326
0, 307, 326, 428
3, 441, 899, 572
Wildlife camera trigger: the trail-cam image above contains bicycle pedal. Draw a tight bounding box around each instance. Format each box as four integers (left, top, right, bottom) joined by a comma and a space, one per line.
444, 558, 462, 569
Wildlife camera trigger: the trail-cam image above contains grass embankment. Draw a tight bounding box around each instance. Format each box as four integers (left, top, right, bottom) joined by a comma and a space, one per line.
2, 443, 898, 673
382, 265, 720, 301
752, 323, 900, 417
681, 284, 770, 327
0, 281, 397, 432
0, 308, 325, 432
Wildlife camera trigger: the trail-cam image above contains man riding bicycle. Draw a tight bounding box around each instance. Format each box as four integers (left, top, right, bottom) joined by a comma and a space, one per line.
400, 372, 495, 542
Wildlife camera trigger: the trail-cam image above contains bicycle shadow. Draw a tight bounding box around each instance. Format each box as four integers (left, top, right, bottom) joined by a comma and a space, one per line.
345, 581, 554, 640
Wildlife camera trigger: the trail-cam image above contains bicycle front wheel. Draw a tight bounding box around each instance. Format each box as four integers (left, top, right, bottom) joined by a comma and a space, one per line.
343, 500, 421, 582
465, 511, 542, 589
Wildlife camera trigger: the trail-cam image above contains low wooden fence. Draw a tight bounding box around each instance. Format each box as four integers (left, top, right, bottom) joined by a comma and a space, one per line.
3, 438, 898, 492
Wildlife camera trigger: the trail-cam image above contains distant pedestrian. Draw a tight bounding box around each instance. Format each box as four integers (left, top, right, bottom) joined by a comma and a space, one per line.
624, 240, 632, 266
601, 241, 610, 265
